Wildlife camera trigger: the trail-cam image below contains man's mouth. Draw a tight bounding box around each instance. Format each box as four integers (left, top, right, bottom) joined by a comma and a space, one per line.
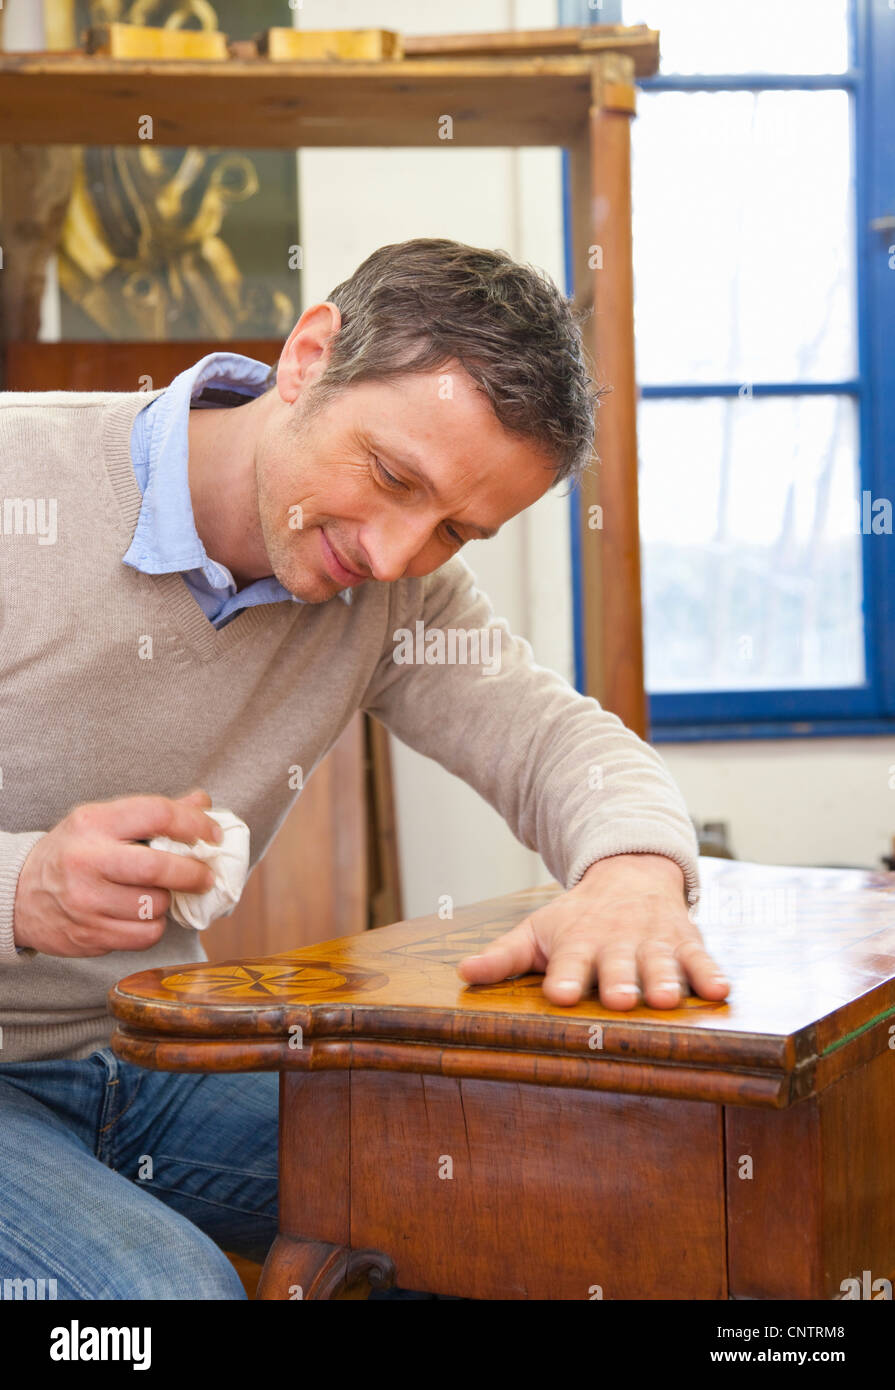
319, 528, 367, 586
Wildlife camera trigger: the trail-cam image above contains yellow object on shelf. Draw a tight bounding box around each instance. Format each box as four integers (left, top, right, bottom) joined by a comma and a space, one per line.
85, 22, 229, 60
259, 27, 404, 63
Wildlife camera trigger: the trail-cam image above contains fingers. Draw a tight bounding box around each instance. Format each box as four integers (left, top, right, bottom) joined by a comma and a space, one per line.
51, 915, 171, 957
584, 942, 640, 1011
596, 929, 728, 1010
675, 938, 731, 1001
636, 937, 688, 1009
98, 841, 216, 897
73, 792, 222, 849
457, 919, 543, 984
457, 899, 731, 1014
541, 929, 599, 1007
178, 787, 213, 808
63, 878, 175, 924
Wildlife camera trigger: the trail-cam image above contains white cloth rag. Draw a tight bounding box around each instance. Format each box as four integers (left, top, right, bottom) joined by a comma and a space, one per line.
149, 808, 251, 931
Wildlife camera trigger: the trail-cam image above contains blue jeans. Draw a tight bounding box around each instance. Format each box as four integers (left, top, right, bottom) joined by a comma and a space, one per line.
0, 1048, 279, 1299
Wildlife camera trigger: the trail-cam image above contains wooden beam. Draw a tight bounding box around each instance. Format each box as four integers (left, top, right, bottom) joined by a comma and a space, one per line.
581, 54, 647, 735
0, 146, 76, 348
568, 131, 606, 711
3, 341, 279, 393
365, 716, 403, 930
0, 55, 595, 149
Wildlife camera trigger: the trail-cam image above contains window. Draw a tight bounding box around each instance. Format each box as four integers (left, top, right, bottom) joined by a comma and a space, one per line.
563, 0, 895, 739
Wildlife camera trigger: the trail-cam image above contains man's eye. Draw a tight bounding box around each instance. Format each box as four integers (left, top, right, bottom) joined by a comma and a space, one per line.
374, 458, 406, 490
445, 525, 464, 546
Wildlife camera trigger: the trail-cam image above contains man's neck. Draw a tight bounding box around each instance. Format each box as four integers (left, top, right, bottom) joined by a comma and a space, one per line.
186, 393, 273, 587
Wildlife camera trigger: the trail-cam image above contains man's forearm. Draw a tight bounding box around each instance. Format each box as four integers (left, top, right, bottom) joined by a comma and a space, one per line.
363, 554, 701, 898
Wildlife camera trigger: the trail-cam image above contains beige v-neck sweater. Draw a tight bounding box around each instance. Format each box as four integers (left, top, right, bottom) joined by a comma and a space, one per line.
0, 389, 700, 1063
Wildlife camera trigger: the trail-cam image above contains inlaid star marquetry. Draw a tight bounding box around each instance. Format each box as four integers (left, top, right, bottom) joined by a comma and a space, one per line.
161, 959, 388, 1000
390, 924, 508, 967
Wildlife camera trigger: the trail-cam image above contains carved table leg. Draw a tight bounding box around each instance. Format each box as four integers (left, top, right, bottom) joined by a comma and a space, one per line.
257, 1235, 395, 1301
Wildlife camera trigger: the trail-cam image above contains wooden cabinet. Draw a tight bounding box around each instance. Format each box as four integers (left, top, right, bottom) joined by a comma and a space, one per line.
111, 857, 895, 1298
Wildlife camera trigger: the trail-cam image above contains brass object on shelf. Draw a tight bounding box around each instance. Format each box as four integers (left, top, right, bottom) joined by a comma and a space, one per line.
257, 28, 404, 63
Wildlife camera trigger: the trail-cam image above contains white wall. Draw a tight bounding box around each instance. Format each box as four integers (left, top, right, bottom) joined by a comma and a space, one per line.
3, 0, 43, 47
662, 738, 895, 871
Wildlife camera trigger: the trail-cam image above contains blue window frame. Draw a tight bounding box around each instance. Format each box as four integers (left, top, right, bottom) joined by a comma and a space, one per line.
561, 0, 895, 742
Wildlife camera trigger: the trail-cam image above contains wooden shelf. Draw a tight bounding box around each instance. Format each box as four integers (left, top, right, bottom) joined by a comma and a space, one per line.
0, 26, 654, 730
403, 23, 659, 72
0, 52, 641, 149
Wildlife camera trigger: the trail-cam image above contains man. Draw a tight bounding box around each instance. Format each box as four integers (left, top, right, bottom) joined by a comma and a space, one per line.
0, 238, 727, 1298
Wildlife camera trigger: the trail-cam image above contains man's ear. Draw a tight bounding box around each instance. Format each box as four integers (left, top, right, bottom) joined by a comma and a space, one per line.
276, 302, 342, 404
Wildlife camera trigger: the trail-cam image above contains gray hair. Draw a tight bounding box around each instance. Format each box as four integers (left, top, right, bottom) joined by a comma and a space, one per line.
264, 237, 606, 486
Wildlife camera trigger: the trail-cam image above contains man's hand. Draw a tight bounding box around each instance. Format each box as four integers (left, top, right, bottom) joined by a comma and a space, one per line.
12, 789, 223, 958
457, 853, 730, 1010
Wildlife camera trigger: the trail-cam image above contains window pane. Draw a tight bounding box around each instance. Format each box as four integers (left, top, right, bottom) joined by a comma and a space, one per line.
638, 396, 865, 693
630, 90, 855, 384
620, 0, 850, 75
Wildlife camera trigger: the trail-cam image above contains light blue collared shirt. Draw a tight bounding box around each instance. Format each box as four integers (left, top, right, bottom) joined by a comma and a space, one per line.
124, 351, 351, 629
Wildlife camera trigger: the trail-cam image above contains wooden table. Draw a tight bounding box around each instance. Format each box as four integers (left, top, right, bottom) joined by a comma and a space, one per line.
109, 858, 895, 1300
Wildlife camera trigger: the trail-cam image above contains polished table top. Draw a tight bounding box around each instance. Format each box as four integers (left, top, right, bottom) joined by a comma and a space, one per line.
110, 857, 895, 1108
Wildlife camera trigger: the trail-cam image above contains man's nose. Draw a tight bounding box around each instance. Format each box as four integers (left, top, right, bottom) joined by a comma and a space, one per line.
361, 516, 439, 583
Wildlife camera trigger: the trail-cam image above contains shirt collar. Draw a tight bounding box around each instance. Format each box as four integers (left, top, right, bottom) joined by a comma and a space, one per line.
123, 350, 352, 606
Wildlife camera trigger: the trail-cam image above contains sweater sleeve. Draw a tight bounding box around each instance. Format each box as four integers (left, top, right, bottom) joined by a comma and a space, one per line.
361, 555, 701, 906
0, 831, 46, 962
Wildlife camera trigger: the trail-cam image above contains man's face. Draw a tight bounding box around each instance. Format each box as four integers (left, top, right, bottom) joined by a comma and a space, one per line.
254, 362, 558, 603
